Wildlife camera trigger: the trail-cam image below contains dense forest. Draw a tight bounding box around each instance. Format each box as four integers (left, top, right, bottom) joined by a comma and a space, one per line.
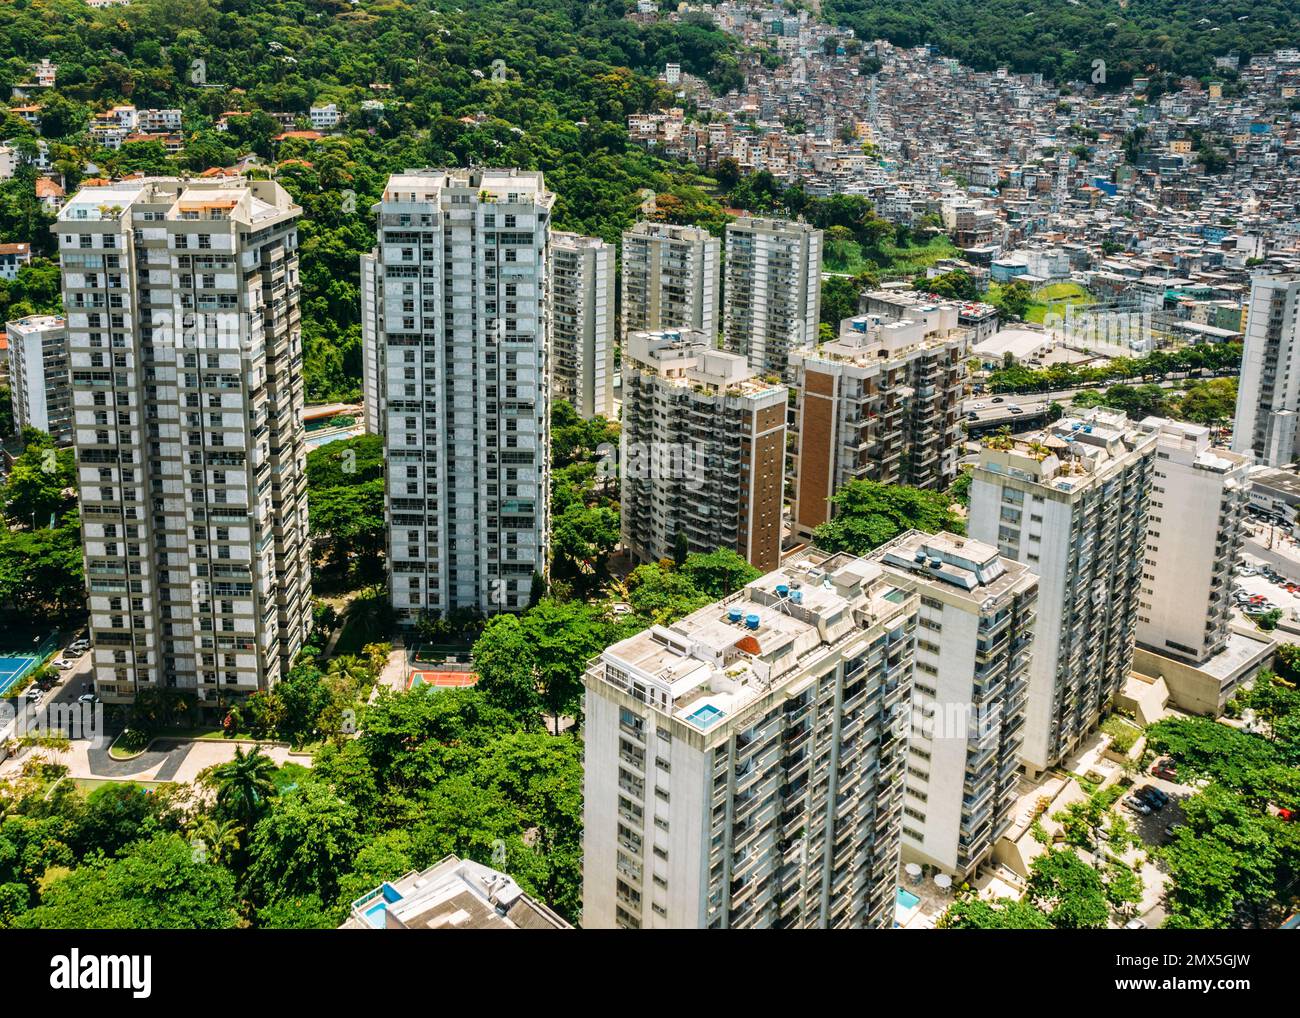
0, 0, 745, 402
824, 0, 1300, 86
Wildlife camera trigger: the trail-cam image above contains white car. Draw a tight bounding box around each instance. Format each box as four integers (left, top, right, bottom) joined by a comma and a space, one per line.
1123, 918, 1146, 930
53, 658, 76, 670
68, 642, 90, 655
1124, 795, 1152, 815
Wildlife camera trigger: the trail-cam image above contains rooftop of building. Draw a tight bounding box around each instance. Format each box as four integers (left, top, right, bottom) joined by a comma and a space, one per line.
863, 287, 998, 319
1137, 416, 1251, 474
5, 313, 65, 334
340, 855, 571, 930
625, 328, 785, 399
380, 167, 555, 208
550, 230, 609, 250
1247, 464, 1300, 498
58, 176, 298, 226
874, 529, 1036, 609
792, 311, 966, 367
976, 406, 1154, 492
623, 220, 715, 241
727, 214, 819, 235
592, 548, 915, 734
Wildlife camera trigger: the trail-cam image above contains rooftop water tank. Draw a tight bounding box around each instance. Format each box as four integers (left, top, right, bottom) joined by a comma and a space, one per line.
776, 584, 789, 597
744, 614, 760, 630
728, 607, 743, 623
791, 590, 803, 605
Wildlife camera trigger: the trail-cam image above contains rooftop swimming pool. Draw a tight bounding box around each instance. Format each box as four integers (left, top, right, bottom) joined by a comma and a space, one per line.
686, 703, 726, 730
896, 887, 921, 911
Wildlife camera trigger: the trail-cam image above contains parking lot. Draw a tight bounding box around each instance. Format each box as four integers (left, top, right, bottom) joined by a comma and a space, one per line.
1233, 556, 1300, 624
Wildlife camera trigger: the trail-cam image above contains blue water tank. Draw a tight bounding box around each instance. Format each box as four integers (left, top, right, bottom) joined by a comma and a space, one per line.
745, 614, 760, 630
776, 584, 789, 597
728, 607, 743, 623
791, 590, 803, 605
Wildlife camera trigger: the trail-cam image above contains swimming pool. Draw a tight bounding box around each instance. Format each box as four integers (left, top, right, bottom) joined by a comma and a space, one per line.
686, 703, 726, 730
896, 887, 921, 911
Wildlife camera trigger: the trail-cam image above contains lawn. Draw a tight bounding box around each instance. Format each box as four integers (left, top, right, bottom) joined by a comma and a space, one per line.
823, 234, 960, 278
1023, 282, 1095, 324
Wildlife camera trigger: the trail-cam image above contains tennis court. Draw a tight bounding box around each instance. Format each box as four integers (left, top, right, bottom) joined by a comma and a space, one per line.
0, 630, 61, 697
0, 653, 41, 697
408, 670, 479, 690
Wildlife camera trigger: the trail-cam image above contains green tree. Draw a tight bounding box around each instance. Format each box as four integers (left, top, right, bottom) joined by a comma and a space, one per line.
17, 834, 239, 929
1025, 849, 1110, 929
471, 614, 544, 728
209, 746, 278, 831
811, 480, 963, 555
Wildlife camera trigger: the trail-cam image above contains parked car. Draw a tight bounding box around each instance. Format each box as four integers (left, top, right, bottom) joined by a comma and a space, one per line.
1137, 786, 1169, 809
68, 639, 90, 654
24, 686, 42, 703
1152, 758, 1178, 780
1123, 918, 1147, 930
1124, 795, 1152, 815
1164, 823, 1183, 839
77, 693, 99, 706
53, 658, 75, 670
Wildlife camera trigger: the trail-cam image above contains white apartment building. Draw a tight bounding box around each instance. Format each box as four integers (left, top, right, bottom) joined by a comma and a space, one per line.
5, 314, 70, 443
359, 249, 384, 436
309, 104, 343, 131
620, 221, 719, 342
583, 548, 916, 929
621, 329, 787, 573
789, 311, 969, 541
968, 408, 1155, 774
875, 531, 1037, 879
363, 169, 553, 621
722, 216, 822, 381
341, 855, 571, 930
1231, 274, 1300, 467
1136, 418, 1251, 664
550, 232, 614, 419
56, 177, 311, 704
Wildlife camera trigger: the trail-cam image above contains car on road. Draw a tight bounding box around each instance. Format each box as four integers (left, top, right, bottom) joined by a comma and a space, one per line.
1123, 918, 1147, 930
1008, 406, 1024, 415
967, 411, 979, 420
77, 693, 99, 706
1124, 795, 1152, 815
973, 402, 986, 409
990, 396, 1005, 403
1151, 758, 1178, 780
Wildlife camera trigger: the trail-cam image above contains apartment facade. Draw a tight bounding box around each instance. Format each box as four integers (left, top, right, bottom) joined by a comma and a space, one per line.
789, 312, 968, 541
722, 216, 822, 381
875, 531, 1037, 878
56, 177, 310, 704
1231, 274, 1300, 467
1136, 417, 1251, 664
583, 548, 916, 929
6, 314, 71, 443
364, 169, 552, 621
620, 221, 719, 341
968, 409, 1155, 774
359, 248, 384, 435
550, 232, 614, 419
621, 329, 786, 573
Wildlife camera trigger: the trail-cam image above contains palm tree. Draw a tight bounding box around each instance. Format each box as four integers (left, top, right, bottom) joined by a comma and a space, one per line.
211, 746, 277, 829
326, 654, 371, 693
189, 816, 243, 865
